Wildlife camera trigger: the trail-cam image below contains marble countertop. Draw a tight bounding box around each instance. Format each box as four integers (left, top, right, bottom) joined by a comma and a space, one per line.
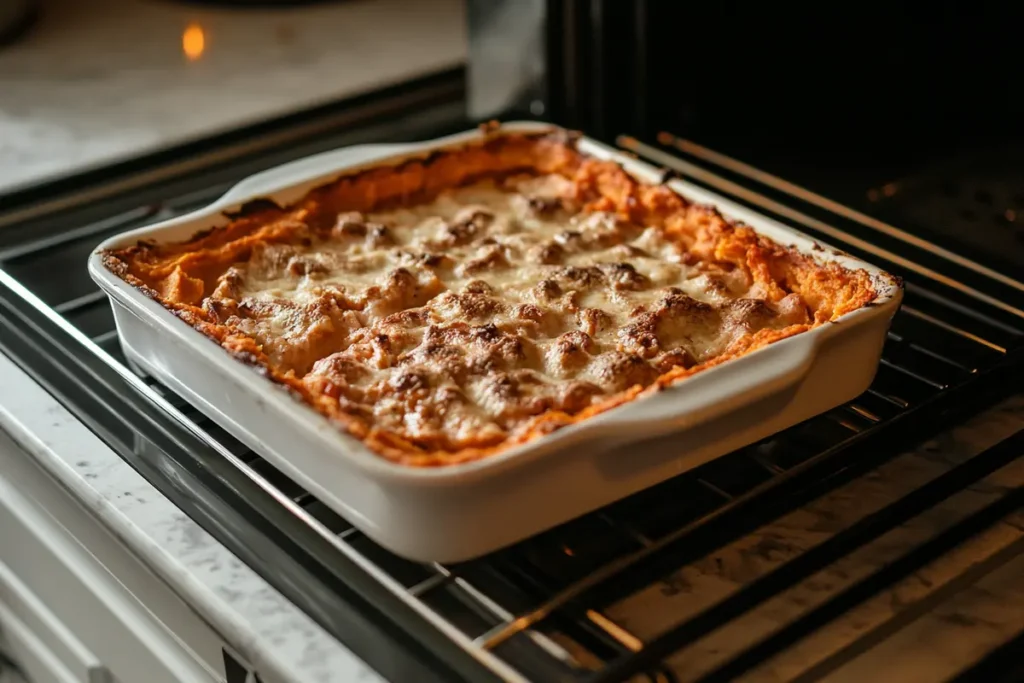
0, 0, 465, 195
0, 350, 385, 683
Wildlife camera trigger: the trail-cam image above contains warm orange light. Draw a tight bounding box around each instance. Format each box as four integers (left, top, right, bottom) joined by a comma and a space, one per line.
182, 24, 206, 61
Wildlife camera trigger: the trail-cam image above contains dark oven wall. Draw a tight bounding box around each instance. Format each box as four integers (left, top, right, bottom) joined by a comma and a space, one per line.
642, 3, 1024, 193
467, 0, 1024, 275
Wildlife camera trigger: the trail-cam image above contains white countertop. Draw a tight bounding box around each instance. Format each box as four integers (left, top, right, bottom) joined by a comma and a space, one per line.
0, 346, 385, 683
0, 0, 465, 195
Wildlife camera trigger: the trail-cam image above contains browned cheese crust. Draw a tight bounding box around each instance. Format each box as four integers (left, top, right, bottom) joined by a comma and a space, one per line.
102, 130, 878, 466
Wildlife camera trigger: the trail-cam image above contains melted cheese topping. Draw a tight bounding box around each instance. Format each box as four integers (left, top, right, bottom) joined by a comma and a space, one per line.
212, 175, 811, 451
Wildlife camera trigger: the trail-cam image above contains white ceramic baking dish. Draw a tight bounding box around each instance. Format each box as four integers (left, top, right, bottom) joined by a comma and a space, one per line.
89, 122, 902, 563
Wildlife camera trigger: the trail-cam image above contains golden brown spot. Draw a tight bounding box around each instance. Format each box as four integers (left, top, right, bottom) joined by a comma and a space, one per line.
577, 308, 612, 336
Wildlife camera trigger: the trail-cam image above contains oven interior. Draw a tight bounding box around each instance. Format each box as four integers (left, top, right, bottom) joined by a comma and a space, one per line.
1, 7, 1024, 681
470, 1, 1024, 279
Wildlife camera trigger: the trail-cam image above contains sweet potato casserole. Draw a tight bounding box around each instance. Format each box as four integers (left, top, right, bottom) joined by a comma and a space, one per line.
102, 128, 878, 467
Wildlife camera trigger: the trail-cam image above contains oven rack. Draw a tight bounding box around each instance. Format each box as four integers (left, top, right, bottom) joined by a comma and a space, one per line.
1, 123, 1022, 682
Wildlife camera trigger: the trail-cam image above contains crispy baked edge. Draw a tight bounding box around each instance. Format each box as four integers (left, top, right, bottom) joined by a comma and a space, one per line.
101, 126, 881, 467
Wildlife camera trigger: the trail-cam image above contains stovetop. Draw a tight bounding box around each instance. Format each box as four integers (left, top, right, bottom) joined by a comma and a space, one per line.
0, 86, 1022, 681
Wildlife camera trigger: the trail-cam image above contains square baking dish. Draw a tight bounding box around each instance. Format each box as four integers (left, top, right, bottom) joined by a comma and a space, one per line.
89, 122, 902, 562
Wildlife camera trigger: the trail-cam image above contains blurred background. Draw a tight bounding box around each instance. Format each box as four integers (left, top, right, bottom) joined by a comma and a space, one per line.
0, 0, 465, 194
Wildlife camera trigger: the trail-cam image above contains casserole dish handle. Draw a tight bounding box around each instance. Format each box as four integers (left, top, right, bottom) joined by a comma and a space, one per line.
597, 334, 816, 436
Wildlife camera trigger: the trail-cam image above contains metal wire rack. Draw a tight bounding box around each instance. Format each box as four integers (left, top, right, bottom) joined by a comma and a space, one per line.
0, 127, 1021, 682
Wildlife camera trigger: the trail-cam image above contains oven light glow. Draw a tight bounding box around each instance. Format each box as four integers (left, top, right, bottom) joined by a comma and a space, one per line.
183, 24, 206, 62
